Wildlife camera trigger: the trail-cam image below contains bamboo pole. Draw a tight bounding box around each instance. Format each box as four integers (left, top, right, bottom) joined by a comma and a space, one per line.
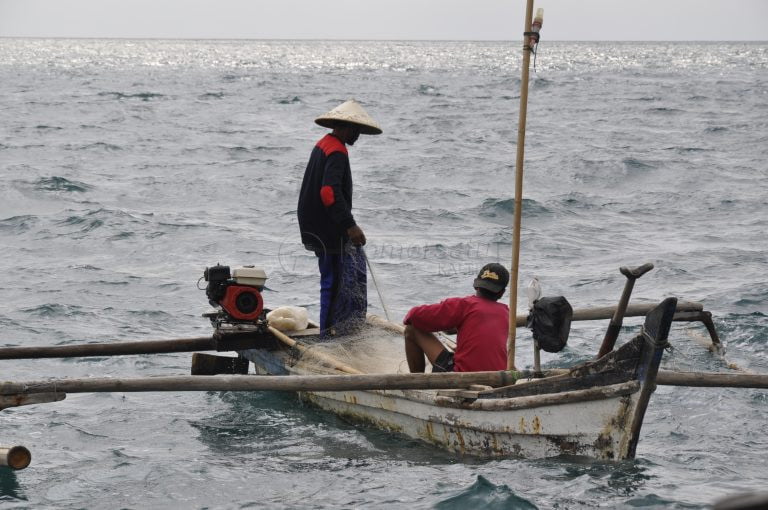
0, 336, 215, 360
508, 0, 536, 371
503, 370, 768, 389
2, 370, 764, 400
568, 301, 703, 323
656, 371, 768, 388
0, 445, 31, 470
0, 301, 715, 363
0, 371, 520, 395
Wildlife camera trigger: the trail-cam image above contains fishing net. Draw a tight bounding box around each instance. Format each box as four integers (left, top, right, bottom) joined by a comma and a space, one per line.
292, 324, 410, 375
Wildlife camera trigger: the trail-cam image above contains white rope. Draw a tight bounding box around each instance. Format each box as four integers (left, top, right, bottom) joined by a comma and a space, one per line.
362, 249, 392, 322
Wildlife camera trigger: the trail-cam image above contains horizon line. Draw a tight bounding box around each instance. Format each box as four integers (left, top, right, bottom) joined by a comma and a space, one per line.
1, 36, 767, 43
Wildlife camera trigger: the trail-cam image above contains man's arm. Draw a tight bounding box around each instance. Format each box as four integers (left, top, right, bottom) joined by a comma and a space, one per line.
320, 153, 365, 245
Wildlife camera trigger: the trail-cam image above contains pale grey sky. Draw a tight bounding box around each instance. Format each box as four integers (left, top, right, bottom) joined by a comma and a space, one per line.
1, 0, 766, 41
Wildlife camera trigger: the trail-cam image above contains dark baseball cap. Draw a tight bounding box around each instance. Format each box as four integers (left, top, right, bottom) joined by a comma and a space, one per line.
473, 263, 510, 294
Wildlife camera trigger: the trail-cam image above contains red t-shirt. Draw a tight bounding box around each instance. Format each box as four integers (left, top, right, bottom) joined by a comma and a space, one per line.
403, 295, 509, 372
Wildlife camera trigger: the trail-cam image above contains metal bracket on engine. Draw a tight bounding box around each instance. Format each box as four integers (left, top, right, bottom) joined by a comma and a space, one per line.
210, 319, 279, 352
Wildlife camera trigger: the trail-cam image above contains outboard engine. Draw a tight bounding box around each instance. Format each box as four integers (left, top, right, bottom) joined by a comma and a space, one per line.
203, 264, 267, 323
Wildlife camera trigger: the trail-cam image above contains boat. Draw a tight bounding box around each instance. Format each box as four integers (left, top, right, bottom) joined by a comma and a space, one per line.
228, 297, 678, 460
2, 259, 727, 465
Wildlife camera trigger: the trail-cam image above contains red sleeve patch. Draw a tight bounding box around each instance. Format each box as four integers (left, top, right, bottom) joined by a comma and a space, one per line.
316, 134, 348, 156
320, 185, 335, 207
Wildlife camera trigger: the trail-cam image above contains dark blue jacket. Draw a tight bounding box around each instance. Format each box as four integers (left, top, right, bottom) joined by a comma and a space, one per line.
297, 134, 356, 254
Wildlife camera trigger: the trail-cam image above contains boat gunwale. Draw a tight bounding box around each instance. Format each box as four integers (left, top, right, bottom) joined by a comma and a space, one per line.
241, 345, 642, 412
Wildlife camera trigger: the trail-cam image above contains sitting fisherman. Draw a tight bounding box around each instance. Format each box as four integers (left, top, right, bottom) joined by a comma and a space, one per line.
403, 263, 510, 372
297, 99, 382, 336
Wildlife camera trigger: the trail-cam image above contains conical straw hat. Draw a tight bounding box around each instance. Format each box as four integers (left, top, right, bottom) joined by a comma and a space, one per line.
315, 99, 382, 135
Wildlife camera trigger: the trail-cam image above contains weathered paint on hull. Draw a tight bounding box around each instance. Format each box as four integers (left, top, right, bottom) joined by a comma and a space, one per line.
245, 348, 642, 460
299, 388, 638, 459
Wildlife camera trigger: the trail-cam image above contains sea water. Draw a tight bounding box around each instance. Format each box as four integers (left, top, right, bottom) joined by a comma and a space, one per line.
0, 39, 767, 509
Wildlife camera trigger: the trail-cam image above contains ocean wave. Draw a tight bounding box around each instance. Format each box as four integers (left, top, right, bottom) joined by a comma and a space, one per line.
0, 214, 38, 232
34, 176, 93, 193
417, 84, 442, 96
50, 208, 154, 238
622, 157, 657, 171
69, 264, 103, 271
21, 303, 94, 318
65, 141, 123, 151
560, 194, 599, 210
57, 214, 104, 232
435, 475, 538, 510
646, 107, 684, 114
531, 77, 553, 89
478, 197, 551, 218
662, 146, 711, 153
98, 91, 166, 101
108, 231, 135, 240
222, 145, 251, 153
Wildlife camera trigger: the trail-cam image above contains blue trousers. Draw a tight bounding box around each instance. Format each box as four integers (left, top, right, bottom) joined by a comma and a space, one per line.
317, 245, 367, 336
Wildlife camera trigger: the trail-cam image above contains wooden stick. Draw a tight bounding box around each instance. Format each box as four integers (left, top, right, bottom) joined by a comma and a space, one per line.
266, 326, 364, 375
0, 371, 520, 395
0, 392, 66, 411
0, 336, 215, 360
508, 0, 536, 371
656, 370, 768, 388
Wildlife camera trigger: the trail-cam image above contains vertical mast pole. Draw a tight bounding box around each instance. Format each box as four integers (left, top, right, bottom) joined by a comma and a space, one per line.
507, 0, 536, 370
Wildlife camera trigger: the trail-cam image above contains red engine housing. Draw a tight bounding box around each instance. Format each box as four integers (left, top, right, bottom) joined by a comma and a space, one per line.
220, 285, 263, 321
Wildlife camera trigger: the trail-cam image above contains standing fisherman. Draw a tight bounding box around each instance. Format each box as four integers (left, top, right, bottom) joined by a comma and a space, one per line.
297, 99, 382, 336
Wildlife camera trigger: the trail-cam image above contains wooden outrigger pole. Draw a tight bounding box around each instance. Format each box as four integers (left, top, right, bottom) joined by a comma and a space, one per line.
508, 1, 543, 370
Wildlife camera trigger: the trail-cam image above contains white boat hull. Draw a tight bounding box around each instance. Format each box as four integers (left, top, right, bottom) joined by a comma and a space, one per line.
245, 348, 643, 460
239, 297, 677, 460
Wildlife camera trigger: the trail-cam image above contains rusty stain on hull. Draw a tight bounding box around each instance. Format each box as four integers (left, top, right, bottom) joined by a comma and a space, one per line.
454, 426, 466, 454
302, 393, 406, 435
546, 435, 586, 456
532, 416, 542, 435
594, 396, 634, 460
300, 390, 633, 459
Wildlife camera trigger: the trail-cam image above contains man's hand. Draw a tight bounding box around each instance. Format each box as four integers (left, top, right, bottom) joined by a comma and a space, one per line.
347, 225, 366, 246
